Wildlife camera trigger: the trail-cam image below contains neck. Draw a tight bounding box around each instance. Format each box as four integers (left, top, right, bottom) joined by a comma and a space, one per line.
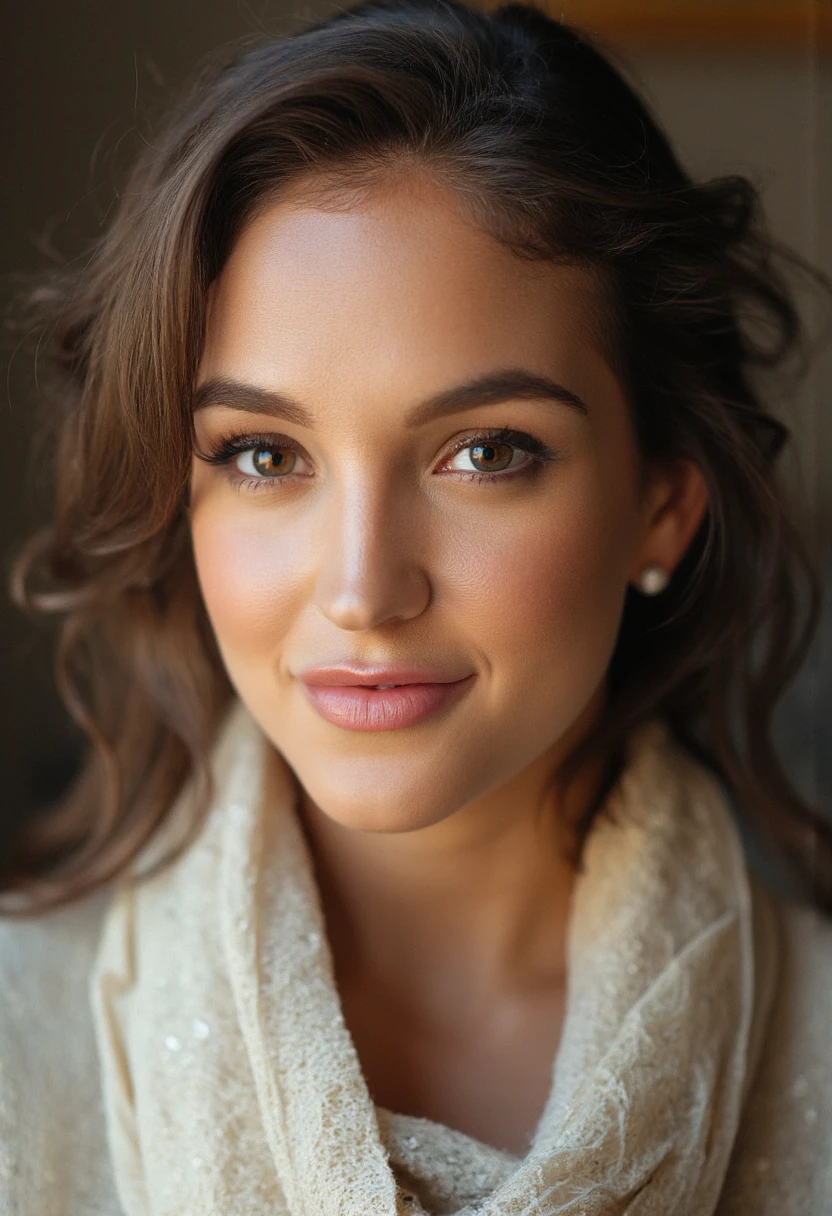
296, 695, 607, 1024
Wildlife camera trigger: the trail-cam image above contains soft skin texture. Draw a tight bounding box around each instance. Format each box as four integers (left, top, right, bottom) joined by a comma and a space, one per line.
188, 172, 709, 1152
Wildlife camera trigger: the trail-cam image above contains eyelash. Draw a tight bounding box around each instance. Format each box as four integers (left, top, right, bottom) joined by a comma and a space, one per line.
194, 425, 560, 493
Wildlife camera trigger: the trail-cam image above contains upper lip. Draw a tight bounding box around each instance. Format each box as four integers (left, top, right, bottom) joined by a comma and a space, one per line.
296, 663, 472, 687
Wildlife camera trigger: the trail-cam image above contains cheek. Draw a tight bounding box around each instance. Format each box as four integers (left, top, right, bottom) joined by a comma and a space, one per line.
443, 479, 634, 700
189, 495, 308, 668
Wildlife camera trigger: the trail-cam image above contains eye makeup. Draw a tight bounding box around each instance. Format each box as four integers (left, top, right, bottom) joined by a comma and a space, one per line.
194, 423, 561, 493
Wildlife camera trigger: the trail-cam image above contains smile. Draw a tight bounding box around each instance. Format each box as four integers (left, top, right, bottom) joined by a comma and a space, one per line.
298, 676, 476, 731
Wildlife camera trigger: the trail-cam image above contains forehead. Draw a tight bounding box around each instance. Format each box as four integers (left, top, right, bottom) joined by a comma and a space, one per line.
199, 174, 614, 405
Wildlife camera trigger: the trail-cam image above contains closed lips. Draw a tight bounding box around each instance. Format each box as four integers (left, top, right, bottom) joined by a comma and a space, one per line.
297, 671, 476, 731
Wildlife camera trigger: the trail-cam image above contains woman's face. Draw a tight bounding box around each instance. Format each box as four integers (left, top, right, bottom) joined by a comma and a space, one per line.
190, 173, 695, 832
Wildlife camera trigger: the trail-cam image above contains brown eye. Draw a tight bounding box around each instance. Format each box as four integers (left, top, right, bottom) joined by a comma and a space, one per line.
236, 446, 298, 477
467, 441, 514, 473
254, 447, 295, 476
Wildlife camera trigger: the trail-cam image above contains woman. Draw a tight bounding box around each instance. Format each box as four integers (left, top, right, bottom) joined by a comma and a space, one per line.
1, 0, 830, 1211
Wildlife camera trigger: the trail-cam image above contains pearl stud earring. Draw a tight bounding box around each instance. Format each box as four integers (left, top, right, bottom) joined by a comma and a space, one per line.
636, 564, 670, 595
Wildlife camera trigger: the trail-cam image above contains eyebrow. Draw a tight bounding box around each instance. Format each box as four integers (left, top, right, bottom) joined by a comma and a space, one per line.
192, 368, 589, 427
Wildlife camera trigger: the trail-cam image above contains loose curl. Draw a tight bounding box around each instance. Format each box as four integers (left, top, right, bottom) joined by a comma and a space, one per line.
4, 0, 832, 915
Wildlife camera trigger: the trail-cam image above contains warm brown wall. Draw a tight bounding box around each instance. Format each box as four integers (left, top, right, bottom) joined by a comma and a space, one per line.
1, 4, 829, 844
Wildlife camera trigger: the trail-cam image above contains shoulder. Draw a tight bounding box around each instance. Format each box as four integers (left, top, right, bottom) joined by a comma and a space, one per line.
0, 889, 120, 1215
718, 881, 832, 1214
0, 888, 113, 1056
0, 884, 110, 982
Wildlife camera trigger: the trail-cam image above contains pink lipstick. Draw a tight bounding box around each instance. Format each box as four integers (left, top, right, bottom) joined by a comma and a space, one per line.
296, 665, 476, 732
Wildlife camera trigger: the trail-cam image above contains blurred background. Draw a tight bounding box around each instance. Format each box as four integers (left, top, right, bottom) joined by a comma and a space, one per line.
1, 0, 830, 854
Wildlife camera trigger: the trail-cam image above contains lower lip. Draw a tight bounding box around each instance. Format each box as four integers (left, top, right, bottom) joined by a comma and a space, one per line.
300, 676, 476, 731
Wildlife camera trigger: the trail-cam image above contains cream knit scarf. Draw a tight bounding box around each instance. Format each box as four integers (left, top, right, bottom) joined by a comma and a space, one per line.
89, 699, 778, 1216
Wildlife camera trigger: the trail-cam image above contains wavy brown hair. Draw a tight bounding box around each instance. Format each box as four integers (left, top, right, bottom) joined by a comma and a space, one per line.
4, 0, 831, 916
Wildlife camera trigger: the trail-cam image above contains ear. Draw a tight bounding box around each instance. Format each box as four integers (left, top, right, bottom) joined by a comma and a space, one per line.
628, 458, 710, 588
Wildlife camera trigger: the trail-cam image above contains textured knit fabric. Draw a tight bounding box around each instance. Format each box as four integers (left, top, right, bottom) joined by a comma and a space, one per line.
1, 697, 830, 1214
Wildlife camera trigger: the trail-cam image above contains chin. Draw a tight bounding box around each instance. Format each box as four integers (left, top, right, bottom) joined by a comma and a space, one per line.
333, 808, 445, 834
284, 755, 464, 835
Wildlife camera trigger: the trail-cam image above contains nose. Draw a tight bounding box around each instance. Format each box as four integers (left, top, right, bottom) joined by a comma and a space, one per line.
313, 477, 432, 631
